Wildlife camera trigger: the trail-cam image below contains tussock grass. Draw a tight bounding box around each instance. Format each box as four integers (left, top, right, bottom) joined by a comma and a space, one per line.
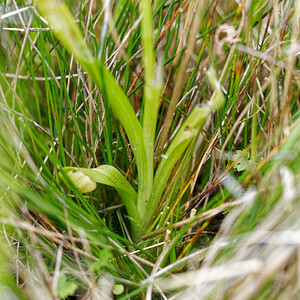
0, 0, 299, 299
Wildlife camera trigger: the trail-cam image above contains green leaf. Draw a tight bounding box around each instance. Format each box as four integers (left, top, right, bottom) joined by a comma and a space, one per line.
57, 274, 78, 299
232, 150, 250, 172
144, 105, 212, 227
62, 165, 144, 240
92, 249, 112, 272
63, 165, 137, 213
206, 67, 225, 110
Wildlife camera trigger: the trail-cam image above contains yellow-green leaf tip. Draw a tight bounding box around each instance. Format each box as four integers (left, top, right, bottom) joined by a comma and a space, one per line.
66, 170, 97, 193
113, 284, 124, 295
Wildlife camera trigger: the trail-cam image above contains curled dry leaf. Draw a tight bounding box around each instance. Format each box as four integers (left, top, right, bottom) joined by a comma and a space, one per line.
213, 24, 241, 58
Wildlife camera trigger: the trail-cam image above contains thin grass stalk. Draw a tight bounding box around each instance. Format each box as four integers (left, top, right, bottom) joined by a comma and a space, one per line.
153, 0, 204, 163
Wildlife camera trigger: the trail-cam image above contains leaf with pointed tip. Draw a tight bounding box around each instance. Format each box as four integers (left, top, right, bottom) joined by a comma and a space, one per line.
145, 103, 218, 227
63, 165, 139, 224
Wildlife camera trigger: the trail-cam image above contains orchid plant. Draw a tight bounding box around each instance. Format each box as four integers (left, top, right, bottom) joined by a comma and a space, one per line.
37, 0, 224, 242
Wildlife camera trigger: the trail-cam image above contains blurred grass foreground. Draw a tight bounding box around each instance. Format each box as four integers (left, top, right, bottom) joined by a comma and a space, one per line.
0, 0, 299, 299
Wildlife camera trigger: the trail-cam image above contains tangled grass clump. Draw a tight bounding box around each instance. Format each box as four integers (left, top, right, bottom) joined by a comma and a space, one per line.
0, 0, 299, 298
